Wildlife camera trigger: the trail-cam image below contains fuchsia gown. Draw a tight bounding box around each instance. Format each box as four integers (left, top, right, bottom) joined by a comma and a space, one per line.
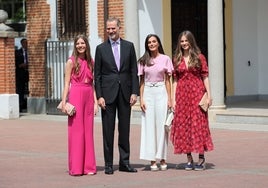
171, 54, 214, 154
67, 56, 96, 175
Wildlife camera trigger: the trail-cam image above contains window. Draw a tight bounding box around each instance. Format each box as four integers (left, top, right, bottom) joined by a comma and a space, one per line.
0, 0, 26, 23
57, 0, 87, 39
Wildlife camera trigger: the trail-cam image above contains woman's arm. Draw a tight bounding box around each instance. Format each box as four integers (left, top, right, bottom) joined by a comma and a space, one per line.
203, 77, 212, 106
172, 76, 177, 110
165, 74, 172, 108
61, 59, 73, 113
139, 75, 146, 112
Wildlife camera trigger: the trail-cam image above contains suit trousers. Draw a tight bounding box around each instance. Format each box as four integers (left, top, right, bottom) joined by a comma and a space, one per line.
101, 88, 131, 167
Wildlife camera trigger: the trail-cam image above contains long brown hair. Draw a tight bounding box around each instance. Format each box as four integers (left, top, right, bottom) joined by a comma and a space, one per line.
138, 34, 165, 66
173, 30, 201, 69
72, 34, 93, 74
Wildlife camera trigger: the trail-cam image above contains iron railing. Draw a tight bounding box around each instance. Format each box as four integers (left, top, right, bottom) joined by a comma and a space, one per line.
45, 40, 73, 114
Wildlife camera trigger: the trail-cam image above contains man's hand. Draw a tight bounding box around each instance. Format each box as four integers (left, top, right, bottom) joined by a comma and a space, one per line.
130, 94, 137, 106
98, 97, 106, 110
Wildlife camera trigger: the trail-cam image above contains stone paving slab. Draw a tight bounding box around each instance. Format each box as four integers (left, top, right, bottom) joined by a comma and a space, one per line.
0, 115, 268, 188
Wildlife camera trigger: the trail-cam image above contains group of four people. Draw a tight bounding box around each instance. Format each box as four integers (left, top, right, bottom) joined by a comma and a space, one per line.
61, 17, 214, 176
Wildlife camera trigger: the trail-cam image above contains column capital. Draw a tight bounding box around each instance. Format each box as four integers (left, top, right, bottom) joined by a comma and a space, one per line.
0, 31, 18, 38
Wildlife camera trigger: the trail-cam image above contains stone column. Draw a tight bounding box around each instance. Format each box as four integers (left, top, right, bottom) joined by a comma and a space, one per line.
207, 0, 226, 110
89, 0, 102, 57
0, 10, 19, 119
123, 0, 140, 58
123, 0, 140, 113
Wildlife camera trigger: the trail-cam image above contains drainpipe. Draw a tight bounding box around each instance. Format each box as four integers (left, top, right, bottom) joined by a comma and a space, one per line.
104, 0, 108, 40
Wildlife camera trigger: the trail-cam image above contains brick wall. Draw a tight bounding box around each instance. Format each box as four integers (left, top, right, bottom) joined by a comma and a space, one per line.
26, 0, 51, 97
97, 0, 125, 41
0, 36, 16, 94
25, 0, 124, 98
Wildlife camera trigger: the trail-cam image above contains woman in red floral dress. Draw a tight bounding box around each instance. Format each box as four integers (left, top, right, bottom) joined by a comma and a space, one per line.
171, 30, 214, 171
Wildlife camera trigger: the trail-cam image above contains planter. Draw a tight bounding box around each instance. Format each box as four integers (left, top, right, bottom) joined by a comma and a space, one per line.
6, 22, 26, 32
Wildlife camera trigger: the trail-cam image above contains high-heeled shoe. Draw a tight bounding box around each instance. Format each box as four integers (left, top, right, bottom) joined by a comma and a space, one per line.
194, 158, 206, 171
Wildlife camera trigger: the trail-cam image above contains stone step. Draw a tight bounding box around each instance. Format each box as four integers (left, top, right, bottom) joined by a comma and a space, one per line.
214, 108, 268, 125
94, 102, 268, 126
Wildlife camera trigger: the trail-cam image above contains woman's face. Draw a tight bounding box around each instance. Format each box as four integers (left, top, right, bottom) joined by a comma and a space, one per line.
76, 38, 86, 54
180, 35, 190, 51
147, 36, 159, 52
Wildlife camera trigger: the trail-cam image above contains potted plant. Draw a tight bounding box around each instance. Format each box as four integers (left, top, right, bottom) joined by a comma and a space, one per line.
7, 7, 26, 32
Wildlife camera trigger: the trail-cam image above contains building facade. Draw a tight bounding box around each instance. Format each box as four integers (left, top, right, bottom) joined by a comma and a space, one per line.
1, 0, 267, 118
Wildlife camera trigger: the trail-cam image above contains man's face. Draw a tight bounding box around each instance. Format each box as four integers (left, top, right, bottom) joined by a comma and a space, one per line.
21, 40, 28, 49
106, 20, 120, 41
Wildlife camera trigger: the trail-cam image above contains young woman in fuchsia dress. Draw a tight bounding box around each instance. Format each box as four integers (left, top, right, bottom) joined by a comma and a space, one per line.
61, 34, 98, 176
171, 30, 214, 171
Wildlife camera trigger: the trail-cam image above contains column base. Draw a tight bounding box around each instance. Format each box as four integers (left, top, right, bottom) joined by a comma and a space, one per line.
27, 97, 46, 114
0, 94, 19, 119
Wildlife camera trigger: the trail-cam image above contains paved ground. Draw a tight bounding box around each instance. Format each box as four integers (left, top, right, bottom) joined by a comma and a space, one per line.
0, 114, 268, 188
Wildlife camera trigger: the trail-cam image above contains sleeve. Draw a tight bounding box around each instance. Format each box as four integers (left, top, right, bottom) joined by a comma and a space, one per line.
165, 56, 174, 75
199, 54, 209, 78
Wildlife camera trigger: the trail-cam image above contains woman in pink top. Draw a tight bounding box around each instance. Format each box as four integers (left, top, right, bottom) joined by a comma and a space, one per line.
138, 34, 174, 171
61, 34, 98, 176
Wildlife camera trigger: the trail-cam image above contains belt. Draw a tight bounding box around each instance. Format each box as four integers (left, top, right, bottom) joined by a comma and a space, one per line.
144, 82, 165, 87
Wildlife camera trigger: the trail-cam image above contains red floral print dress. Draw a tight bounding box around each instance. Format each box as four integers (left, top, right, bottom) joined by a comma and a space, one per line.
170, 54, 214, 154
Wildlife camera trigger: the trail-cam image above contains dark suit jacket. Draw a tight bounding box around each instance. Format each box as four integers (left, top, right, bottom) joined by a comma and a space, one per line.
15, 48, 29, 82
94, 39, 139, 104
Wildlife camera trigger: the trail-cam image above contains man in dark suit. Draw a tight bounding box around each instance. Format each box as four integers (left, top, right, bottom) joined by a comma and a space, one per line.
94, 17, 139, 175
15, 38, 29, 112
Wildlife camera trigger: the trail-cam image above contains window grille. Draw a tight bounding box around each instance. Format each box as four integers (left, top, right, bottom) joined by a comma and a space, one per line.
57, 0, 86, 39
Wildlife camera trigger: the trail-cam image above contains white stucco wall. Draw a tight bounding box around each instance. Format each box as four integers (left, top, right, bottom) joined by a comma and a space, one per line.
233, 0, 268, 96
48, 0, 57, 41
233, 0, 258, 95
138, 0, 163, 56
257, 0, 268, 95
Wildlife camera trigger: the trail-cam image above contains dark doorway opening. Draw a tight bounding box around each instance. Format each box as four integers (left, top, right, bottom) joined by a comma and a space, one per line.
171, 0, 207, 58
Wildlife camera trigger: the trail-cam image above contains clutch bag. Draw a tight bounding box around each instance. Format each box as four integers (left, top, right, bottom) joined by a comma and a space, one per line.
164, 109, 174, 132
199, 92, 209, 112
57, 101, 76, 116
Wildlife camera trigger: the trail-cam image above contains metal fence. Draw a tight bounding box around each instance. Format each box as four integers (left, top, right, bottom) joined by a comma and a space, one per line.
45, 40, 73, 115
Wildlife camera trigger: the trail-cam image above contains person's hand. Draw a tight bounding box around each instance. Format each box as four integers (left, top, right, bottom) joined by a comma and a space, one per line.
19, 63, 27, 68
140, 100, 146, 112
171, 101, 176, 112
168, 99, 172, 109
130, 94, 137, 106
207, 97, 213, 107
98, 97, 106, 110
61, 102, 67, 114
94, 103, 99, 115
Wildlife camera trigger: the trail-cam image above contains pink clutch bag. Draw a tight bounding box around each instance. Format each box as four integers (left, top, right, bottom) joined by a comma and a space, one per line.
199, 92, 209, 112
57, 101, 76, 116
